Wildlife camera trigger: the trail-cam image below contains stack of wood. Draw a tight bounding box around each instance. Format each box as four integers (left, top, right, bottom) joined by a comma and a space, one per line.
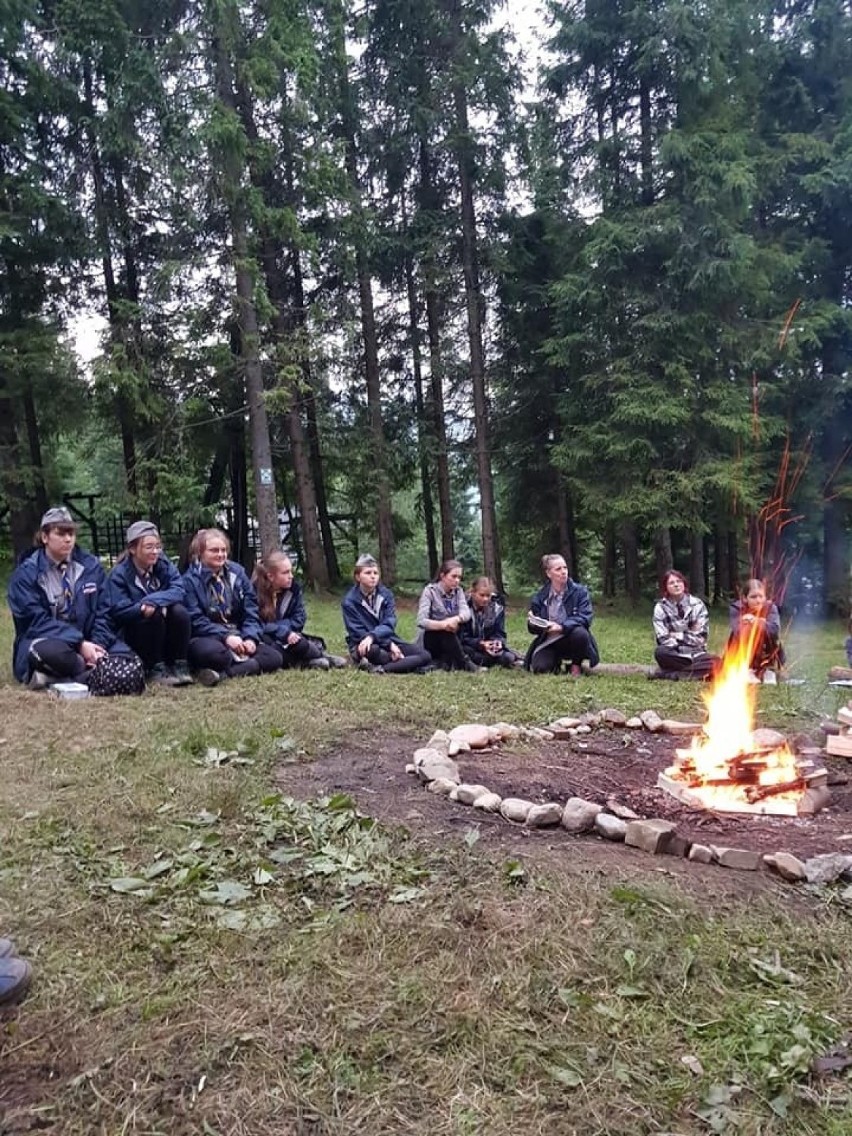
825, 704, 852, 758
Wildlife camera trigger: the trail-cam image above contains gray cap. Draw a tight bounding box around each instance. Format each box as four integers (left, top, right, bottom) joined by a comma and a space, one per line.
40, 506, 76, 529
355, 553, 378, 569
126, 520, 160, 545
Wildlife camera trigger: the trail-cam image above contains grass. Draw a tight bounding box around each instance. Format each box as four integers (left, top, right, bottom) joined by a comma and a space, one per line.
1, 591, 852, 1135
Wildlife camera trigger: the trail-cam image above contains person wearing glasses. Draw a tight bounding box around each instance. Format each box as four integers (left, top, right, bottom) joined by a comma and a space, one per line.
105, 521, 193, 686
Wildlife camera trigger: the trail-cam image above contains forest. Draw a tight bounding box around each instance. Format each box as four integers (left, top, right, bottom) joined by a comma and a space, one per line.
0, 0, 850, 610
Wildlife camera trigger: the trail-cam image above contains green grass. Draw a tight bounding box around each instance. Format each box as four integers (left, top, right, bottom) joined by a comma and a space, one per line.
1, 596, 851, 1135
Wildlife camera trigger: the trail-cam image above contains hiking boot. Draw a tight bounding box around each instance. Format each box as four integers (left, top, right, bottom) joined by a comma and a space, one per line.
307, 656, 331, 671
746, 669, 760, 684
27, 670, 52, 691
0, 957, 32, 1007
148, 662, 176, 686
195, 668, 221, 688
170, 661, 194, 687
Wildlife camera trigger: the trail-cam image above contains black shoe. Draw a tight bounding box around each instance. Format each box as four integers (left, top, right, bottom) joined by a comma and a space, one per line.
307, 656, 331, 671
195, 668, 220, 687
170, 662, 194, 687
326, 655, 349, 669
27, 670, 52, 691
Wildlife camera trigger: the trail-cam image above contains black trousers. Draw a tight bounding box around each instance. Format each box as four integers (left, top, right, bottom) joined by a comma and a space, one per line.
271, 635, 323, 669
654, 646, 718, 678
423, 630, 470, 671
28, 639, 87, 680
529, 627, 595, 674
187, 636, 282, 678
123, 604, 191, 672
351, 641, 432, 674
463, 642, 522, 669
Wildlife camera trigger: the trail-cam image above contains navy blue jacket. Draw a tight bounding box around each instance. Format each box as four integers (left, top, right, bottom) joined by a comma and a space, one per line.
260, 580, 308, 642
182, 560, 263, 642
8, 546, 122, 682
528, 579, 600, 666
106, 553, 186, 629
341, 583, 405, 651
460, 594, 508, 647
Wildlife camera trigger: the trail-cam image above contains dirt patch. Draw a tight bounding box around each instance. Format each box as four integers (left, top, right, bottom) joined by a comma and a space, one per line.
276, 729, 852, 875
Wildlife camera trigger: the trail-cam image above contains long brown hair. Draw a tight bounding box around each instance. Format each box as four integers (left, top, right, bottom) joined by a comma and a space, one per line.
252, 550, 291, 622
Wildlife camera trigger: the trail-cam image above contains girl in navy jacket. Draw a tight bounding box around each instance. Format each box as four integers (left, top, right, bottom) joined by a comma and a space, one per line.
105, 521, 192, 685
252, 551, 346, 670
341, 554, 431, 674
182, 528, 281, 685
525, 553, 600, 674
460, 577, 524, 669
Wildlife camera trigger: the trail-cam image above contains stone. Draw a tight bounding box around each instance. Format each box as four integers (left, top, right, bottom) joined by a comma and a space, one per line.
752, 727, 787, 750
454, 783, 492, 806
595, 813, 627, 841
606, 797, 639, 820
688, 844, 714, 864
448, 724, 495, 751
797, 786, 832, 816
804, 853, 852, 886
660, 720, 702, 736
551, 717, 583, 730
640, 710, 664, 733
490, 722, 520, 740
711, 846, 762, 871
500, 798, 534, 823
414, 749, 460, 785
625, 818, 677, 854
579, 712, 601, 727
526, 802, 564, 828
545, 727, 577, 740
561, 797, 602, 833
763, 852, 807, 882
426, 730, 450, 756
575, 724, 592, 735
472, 792, 502, 812
448, 738, 471, 756
405, 763, 416, 775
427, 778, 457, 797
664, 833, 692, 858
625, 717, 643, 729
600, 708, 628, 727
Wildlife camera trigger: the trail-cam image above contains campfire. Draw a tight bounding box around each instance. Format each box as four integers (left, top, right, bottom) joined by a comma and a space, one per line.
658, 630, 828, 817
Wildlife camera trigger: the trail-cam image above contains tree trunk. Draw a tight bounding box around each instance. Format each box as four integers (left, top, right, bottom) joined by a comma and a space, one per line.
0, 385, 39, 554
449, 0, 501, 588
621, 520, 640, 606
22, 386, 47, 516
689, 531, 706, 598
419, 139, 455, 562
602, 522, 616, 597
654, 527, 672, 582
726, 530, 739, 597
713, 524, 726, 604
208, 7, 279, 558
401, 189, 438, 578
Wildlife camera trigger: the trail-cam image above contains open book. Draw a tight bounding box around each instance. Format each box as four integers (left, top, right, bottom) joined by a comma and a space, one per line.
528, 614, 552, 632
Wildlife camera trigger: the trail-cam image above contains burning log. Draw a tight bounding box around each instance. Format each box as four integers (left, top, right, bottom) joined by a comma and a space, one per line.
745, 780, 806, 803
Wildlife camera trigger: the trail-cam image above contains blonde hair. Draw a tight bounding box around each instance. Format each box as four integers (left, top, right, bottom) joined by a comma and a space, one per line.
252, 551, 292, 621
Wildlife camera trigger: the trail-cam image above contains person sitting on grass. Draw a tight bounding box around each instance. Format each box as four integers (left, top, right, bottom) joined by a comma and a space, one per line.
105, 521, 193, 686
7, 506, 138, 691
652, 569, 718, 680
252, 551, 347, 671
182, 527, 282, 686
728, 578, 785, 684
342, 553, 432, 674
525, 553, 599, 675
460, 577, 524, 670
416, 559, 479, 672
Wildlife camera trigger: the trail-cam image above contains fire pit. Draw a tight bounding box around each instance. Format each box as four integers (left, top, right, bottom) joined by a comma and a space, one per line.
658, 636, 829, 817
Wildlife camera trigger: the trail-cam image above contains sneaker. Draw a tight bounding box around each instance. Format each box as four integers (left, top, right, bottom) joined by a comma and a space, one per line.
170, 662, 194, 687
762, 669, 777, 685
0, 938, 15, 959
0, 956, 32, 1007
326, 655, 349, 669
27, 670, 52, 691
195, 668, 221, 688
307, 656, 331, 671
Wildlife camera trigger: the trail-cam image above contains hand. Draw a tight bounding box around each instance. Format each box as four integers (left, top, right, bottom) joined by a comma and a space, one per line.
443, 616, 460, 632
389, 642, 403, 661
547, 621, 562, 634
225, 634, 246, 655
286, 631, 301, 646
141, 603, 156, 618
243, 639, 257, 656
358, 635, 373, 657
80, 641, 107, 667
